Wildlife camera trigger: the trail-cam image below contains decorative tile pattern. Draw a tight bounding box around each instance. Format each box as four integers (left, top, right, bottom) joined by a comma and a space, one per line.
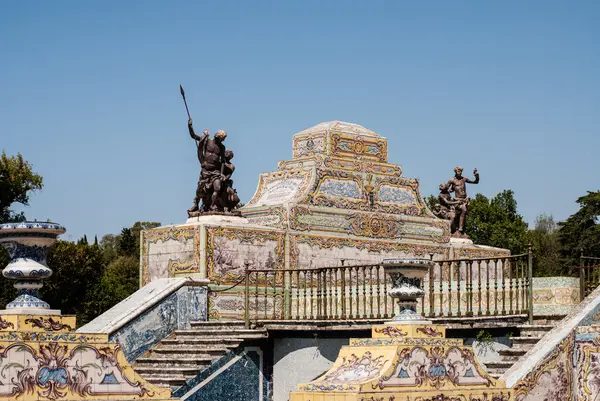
246, 170, 312, 207
141, 226, 199, 286
318, 178, 362, 199
377, 185, 417, 205
0, 339, 171, 400
206, 227, 285, 285
512, 334, 574, 401
173, 347, 267, 401
109, 285, 207, 362
289, 234, 448, 269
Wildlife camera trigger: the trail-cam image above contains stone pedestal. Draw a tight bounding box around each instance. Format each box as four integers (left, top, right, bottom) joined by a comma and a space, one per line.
0, 221, 176, 401
290, 322, 511, 400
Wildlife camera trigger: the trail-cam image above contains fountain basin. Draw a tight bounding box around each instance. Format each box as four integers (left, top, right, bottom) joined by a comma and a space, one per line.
0, 221, 65, 314
382, 258, 434, 324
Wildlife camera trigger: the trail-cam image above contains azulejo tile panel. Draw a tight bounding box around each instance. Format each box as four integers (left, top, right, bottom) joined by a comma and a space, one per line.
246, 169, 312, 207
289, 234, 449, 269
330, 132, 387, 163
206, 227, 285, 285
290, 324, 510, 401
0, 338, 172, 400
109, 285, 208, 362
293, 133, 326, 158
318, 178, 362, 199
141, 225, 199, 286
512, 333, 574, 401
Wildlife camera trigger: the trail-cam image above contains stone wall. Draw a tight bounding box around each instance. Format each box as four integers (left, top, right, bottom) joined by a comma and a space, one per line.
272, 337, 350, 401
503, 285, 600, 398
172, 347, 268, 401
79, 278, 208, 362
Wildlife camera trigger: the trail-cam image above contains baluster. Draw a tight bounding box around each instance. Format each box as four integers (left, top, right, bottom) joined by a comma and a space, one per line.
501, 259, 506, 316
456, 261, 461, 317
369, 265, 374, 318
355, 266, 360, 319
439, 262, 444, 317
318, 269, 323, 319
254, 272, 259, 323
325, 269, 330, 319
376, 265, 382, 319
521, 259, 529, 313
334, 268, 339, 319
262, 273, 267, 320
383, 265, 389, 319
294, 271, 299, 319
485, 259, 491, 316
514, 259, 521, 315
272, 271, 277, 320
341, 267, 347, 319
429, 261, 435, 318
520, 258, 526, 314
508, 259, 513, 315
467, 260, 473, 316
420, 272, 425, 318
477, 260, 483, 316
447, 261, 453, 317
302, 271, 307, 320
362, 266, 367, 319
311, 270, 315, 319
493, 259, 498, 315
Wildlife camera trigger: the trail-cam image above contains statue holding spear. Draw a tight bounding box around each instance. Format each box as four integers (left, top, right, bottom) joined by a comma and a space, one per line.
180, 85, 240, 216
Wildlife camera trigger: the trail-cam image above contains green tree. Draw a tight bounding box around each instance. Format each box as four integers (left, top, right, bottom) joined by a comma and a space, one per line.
0, 152, 43, 308
99, 234, 119, 264
91, 255, 139, 313
465, 190, 528, 254
43, 240, 105, 324
529, 214, 565, 276
424, 194, 439, 213
0, 152, 43, 222
558, 191, 600, 267
118, 228, 136, 257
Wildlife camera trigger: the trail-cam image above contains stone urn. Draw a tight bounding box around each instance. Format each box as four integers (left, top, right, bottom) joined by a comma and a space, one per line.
382, 258, 434, 324
0, 221, 66, 314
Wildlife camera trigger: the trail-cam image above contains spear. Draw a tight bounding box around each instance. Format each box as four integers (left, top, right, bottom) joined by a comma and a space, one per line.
180, 85, 192, 120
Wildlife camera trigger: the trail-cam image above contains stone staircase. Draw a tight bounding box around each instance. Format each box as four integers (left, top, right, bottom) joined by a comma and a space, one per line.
132, 321, 268, 388
485, 322, 555, 378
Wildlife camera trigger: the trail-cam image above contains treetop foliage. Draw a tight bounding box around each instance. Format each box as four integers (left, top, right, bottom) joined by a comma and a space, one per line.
0, 152, 43, 222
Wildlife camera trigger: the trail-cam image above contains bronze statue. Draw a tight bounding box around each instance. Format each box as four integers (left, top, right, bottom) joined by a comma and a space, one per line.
181, 86, 240, 217
433, 166, 479, 238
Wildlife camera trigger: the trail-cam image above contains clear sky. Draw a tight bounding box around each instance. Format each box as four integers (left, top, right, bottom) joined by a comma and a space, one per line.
1, 1, 599, 241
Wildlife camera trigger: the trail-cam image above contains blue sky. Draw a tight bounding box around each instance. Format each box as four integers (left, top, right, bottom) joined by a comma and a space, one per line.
2, 1, 599, 241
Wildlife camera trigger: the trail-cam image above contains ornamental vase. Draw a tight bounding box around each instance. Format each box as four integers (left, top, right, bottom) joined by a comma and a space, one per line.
0, 221, 66, 313
382, 258, 434, 324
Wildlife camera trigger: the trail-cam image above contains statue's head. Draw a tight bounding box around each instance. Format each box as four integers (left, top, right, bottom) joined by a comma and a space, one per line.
454, 166, 463, 177
215, 130, 227, 142
439, 182, 449, 193
225, 150, 234, 160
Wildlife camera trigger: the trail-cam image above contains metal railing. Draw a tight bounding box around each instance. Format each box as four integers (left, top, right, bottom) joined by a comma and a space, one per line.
575, 255, 600, 301
243, 250, 533, 327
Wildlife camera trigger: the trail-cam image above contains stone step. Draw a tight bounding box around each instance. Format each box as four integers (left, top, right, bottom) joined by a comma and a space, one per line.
510, 336, 541, 345
485, 361, 514, 370
161, 337, 243, 346
135, 355, 216, 367
173, 329, 267, 338
517, 325, 553, 337
190, 320, 247, 328
498, 349, 528, 362
141, 374, 189, 388
150, 346, 230, 356
134, 365, 201, 376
